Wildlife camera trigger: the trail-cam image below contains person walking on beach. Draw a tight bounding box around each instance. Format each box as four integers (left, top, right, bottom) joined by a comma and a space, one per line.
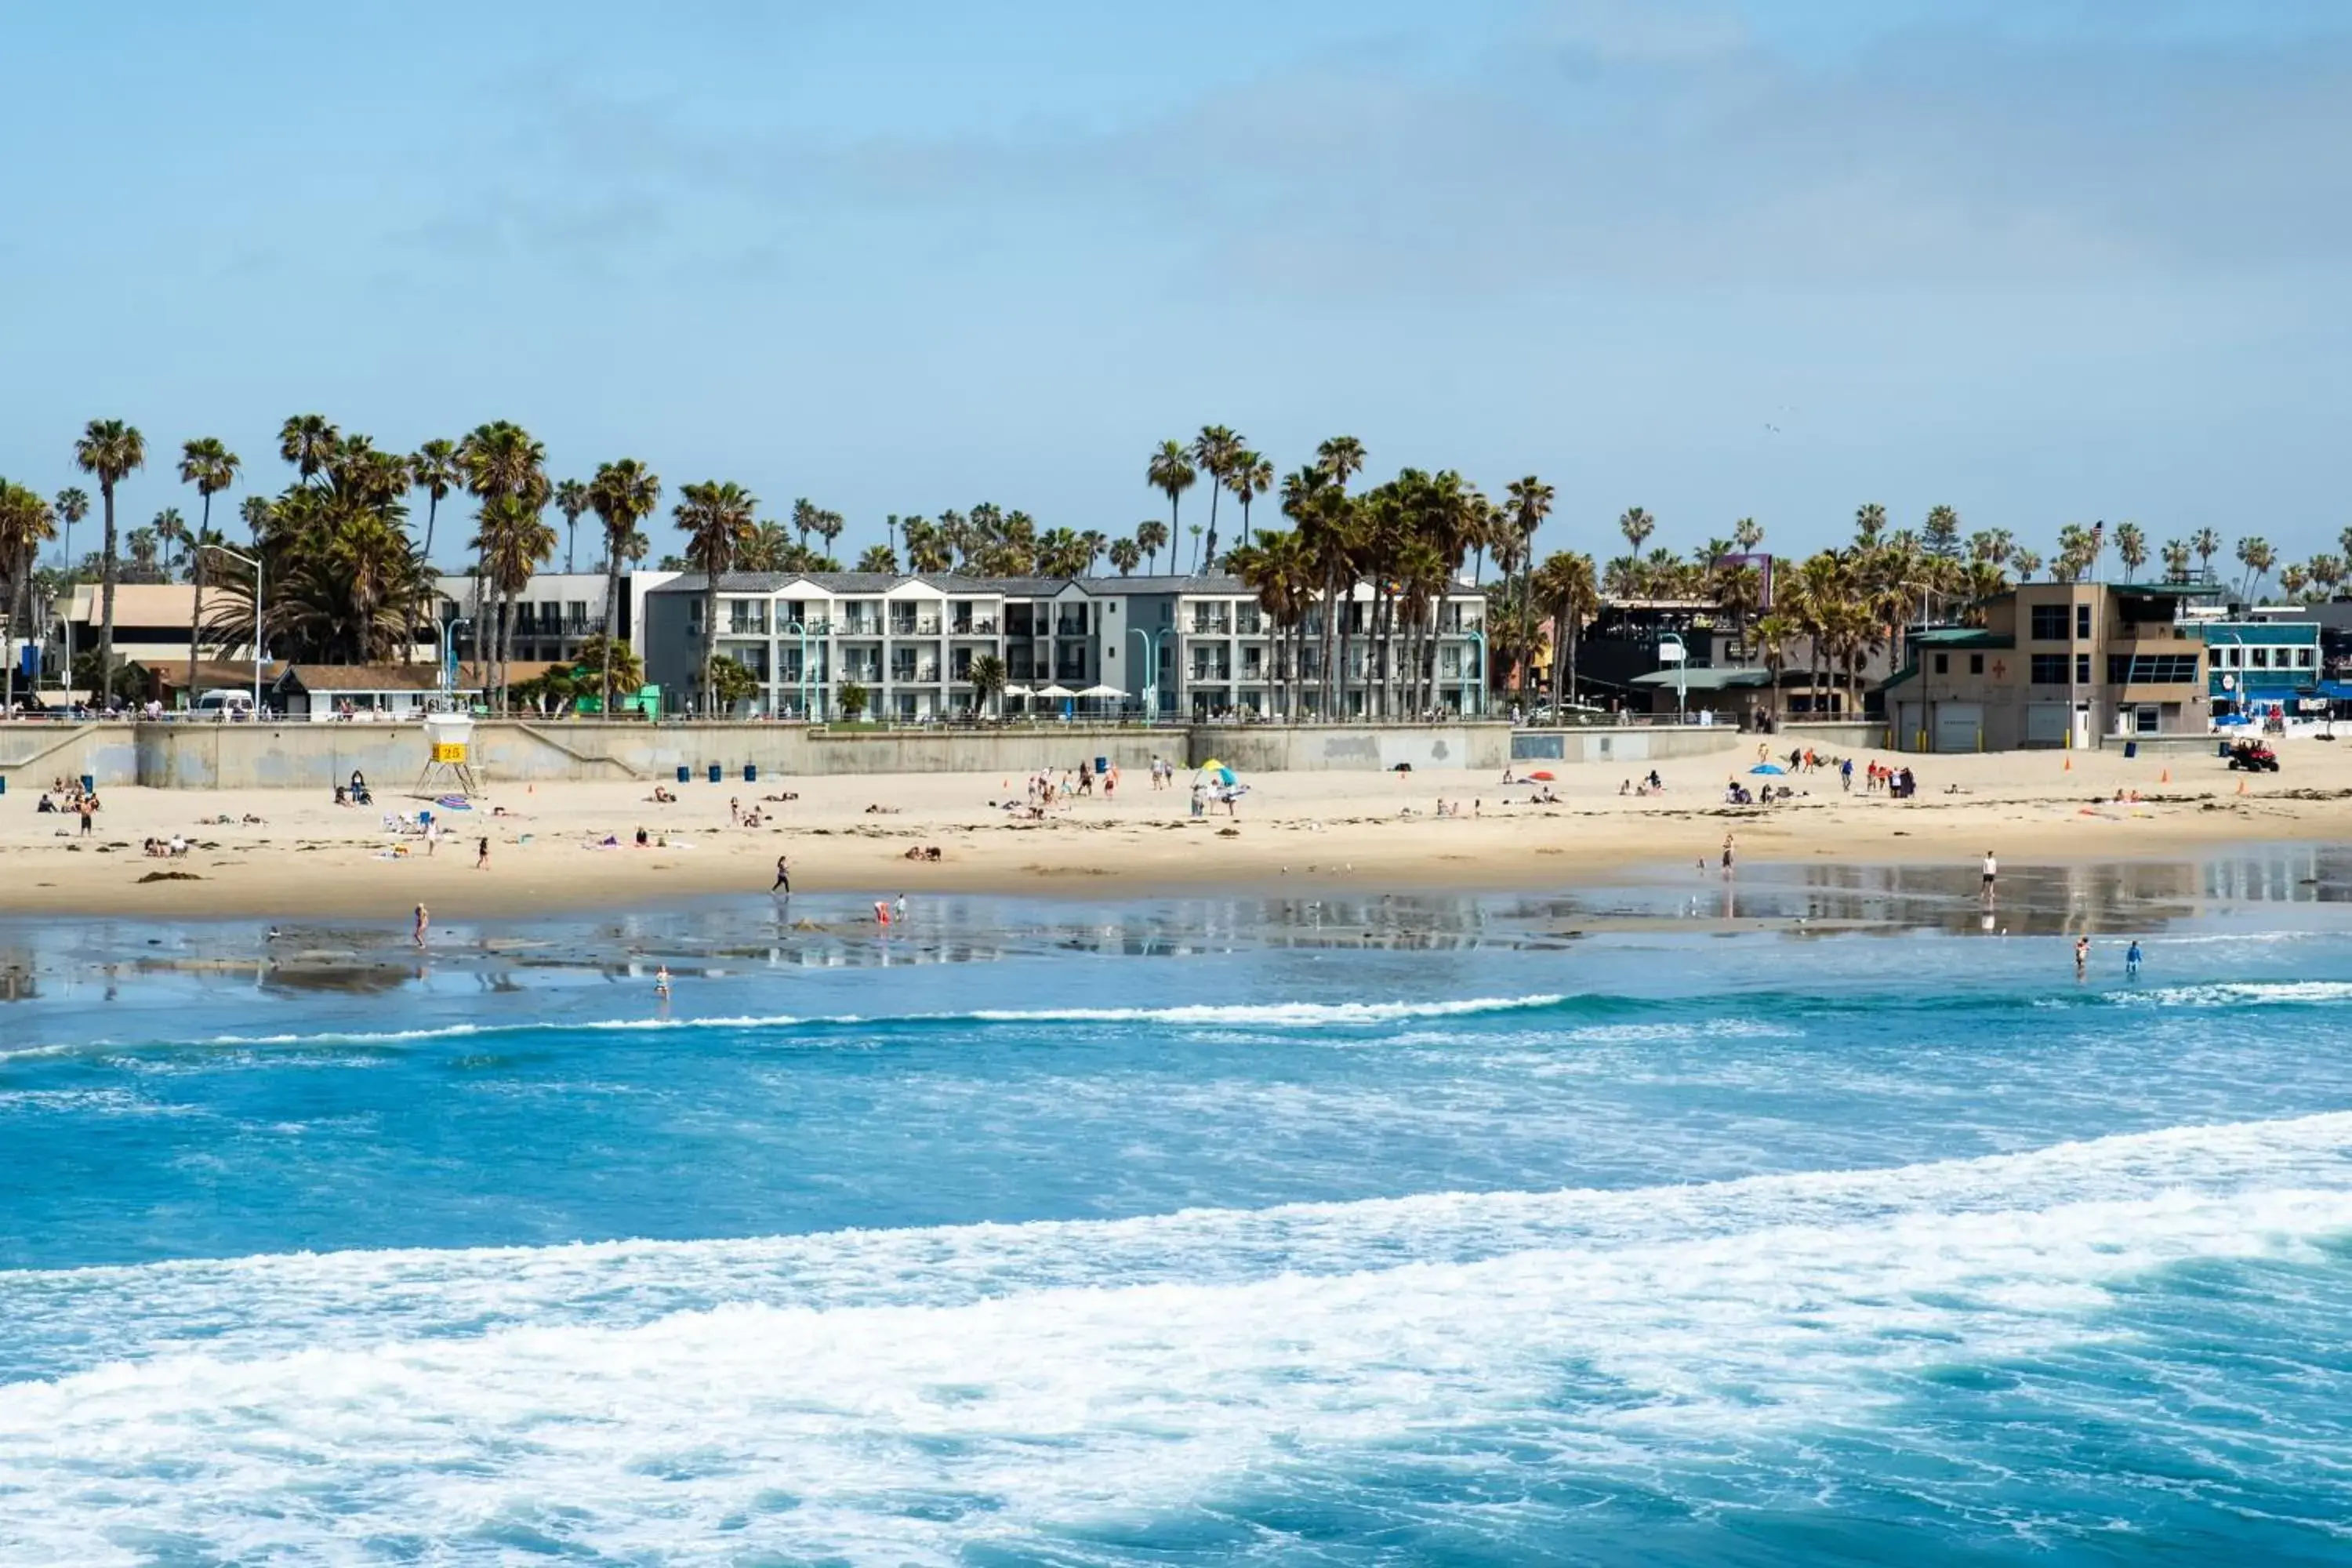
2074, 935, 2089, 978
78, 797, 93, 837
1721, 833, 1737, 877
771, 853, 791, 894
474, 835, 490, 870
413, 903, 430, 948
1840, 757, 1853, 792
1981, 850, 1998, 898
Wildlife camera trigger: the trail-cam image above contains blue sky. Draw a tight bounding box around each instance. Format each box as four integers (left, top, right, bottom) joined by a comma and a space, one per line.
4, 0, 2347, 568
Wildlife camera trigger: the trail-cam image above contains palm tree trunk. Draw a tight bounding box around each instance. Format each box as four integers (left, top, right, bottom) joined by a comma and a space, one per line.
99, 482, 118, 705
702, 580, 721, 716
187, 554, 205, 702
601, 543, 623, 717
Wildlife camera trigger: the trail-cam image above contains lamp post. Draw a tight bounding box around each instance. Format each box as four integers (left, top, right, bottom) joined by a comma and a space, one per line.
435, 616, 470, 700
1128, 625, 1174, 724
1657, 631, 1689, 723
200, 543, 263, 717
1463, 627, 1486, 717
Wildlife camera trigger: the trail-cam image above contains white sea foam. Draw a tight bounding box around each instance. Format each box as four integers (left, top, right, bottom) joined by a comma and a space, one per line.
2125, 981, 2352, 1007
2, 1177, 2343, 1566
9, 1111, 2348, 1379
964, 995, 1565, 1026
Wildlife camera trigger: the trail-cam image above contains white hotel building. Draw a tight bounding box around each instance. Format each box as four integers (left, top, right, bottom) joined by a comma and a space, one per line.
640, 572, 1491, 721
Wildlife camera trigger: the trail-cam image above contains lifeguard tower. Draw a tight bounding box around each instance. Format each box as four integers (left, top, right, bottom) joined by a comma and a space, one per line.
415, 712, 481, 797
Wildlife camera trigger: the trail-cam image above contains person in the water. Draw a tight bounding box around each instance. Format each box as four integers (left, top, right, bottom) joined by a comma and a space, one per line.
2125, 939, 2143, 978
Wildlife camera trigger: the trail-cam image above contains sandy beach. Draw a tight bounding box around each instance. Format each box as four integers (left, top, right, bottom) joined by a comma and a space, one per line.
3, 734, 2346, 923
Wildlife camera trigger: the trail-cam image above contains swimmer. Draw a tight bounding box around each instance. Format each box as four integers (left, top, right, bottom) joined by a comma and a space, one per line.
2074, 935, 2089, 978
654, 965, 672, 1000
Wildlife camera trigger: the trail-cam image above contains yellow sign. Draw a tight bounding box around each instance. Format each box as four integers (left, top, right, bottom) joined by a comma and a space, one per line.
432, 742, 468, 764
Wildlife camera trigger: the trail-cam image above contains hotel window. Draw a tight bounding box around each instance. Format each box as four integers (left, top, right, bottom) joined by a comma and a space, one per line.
2030, 654, 2068, 684
2297, 648, 2315, 668
2075, 653, 2092, 684
2252, 647, 2270, 668
2029, 605, 2069, 641
2077, 604, 2092, 639
1969, 654, 1984, 674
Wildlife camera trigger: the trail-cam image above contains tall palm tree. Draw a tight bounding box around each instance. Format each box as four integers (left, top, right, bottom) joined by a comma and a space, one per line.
1315, 436, 1366, 490
1733, 516, 1764, 554
2235, 536, 2276, 603
1853, 503, 1887, 549
1228, 450, 1273, 548
177, 437, 241, 695
2161, 539, 2192, 583
1147, 441, 1197, 573
410, 439, 460, 568
554, 478, 589, 575
239, 494, 273, 542
2012, 549, 2043, 583
473, 495, 557, 710
586, 459, 662, 717
0, 485, 56, 714
53, 488, 89, 576
1190, 426, 1242, 570
676, 481, 759, 714
1617, 506, 1655, 557
1108, 537, 1142, 575
2191, 528, 2221, 583
1531, 550, 1598, 714
1505, 477, 1555, 659
2113, 522, 2148, 580
1135, 520, 1169, 575
74, 419, 147, 702
456, 421, 549, 669
151, 508, 187, 577
278, 414, 341, 485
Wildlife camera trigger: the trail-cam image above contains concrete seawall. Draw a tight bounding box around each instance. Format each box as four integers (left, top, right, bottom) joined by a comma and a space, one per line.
2, 720, 1515, 790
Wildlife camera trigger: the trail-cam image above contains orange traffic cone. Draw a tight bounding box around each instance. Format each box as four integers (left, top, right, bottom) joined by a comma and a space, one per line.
2063, 755, 2071, 771
2160, 768, 2169, 784
2238, 778, 2249, 796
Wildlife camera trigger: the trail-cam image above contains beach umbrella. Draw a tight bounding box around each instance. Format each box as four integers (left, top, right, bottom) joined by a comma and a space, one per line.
1079, 684, 1122, 699
1526, 770, 1555, 782
1749, 763, 1785, 775
1036, 684, 1076, 700
999, 684, 1032, 698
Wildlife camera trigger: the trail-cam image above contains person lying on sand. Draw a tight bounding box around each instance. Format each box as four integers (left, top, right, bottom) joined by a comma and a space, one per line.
864, 804, 902, 815
761, 792, 799, 803
902, 844, 944, 861
648, 786, 677, 804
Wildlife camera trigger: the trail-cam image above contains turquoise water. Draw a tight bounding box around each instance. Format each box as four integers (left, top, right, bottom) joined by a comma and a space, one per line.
4, 865, 2352, 1563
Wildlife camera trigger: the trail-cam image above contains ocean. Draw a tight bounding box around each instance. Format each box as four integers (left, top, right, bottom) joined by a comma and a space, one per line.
3, 855, 2351, 1564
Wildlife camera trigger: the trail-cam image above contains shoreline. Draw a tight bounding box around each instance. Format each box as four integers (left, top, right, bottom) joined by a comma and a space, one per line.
4, 745, 2350, 923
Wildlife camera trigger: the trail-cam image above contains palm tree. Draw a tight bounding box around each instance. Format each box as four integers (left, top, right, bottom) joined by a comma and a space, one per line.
1316, 436, 1366, 489
473, 495, 557, 710
1733, 516, 1764, 554
2160, 539, 2192, 583
586, 459, 661, 717
2279, 563, 2311, 602
1531, 550, 1598, 713
176, 437, 241, 695
676, 480, 759, 714
1853, 503, 1887, 548
410, 439, 459, 567
2307, 554, 2345, 601
1921, 506, 1961, 561
1190, 426, 1242, 570
239, 494, 272, 542
1617, 506, 1655, 557
2113, 522, 2147, 580
53, 488, 89, 575
1751, 612, 1796, 718
456, 421, 550, 661
2013, 549, 2043, 583
1229, 451, 1273, 548
857, 543, 899, 573
74, 419, 147, 702
1135, 520, 1169, 575
1108, 536, 1142, 576
278, 414, 341, 484
2235, 536, 2276, 603
0, 485, 56, 715
151, 508, 187, 577
967, 652, 1008, 718
554, 478, 588, 574
1505, 477, 1555, 655
1147, 441, 1197, 572
2191, 528, 2221, 583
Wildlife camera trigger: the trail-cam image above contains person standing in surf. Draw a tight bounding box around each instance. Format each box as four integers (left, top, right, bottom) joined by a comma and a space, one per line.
771, 854, 791, 895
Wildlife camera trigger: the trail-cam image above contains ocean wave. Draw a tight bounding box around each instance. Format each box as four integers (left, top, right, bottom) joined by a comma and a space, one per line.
9, 1109, 2346, 1379
2, 1178, 2343, 1564
964, 995, 1566, 1027
2123, 981, 2352, 1008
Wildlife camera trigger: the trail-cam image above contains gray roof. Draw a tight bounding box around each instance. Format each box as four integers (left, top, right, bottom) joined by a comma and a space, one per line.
652, 570, 1254, 597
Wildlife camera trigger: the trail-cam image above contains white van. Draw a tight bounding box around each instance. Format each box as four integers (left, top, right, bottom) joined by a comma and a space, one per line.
193, 689, 257, 720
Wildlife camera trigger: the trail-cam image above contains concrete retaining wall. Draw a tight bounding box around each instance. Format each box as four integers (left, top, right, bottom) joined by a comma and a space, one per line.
0, 720, 1509, 789
1509, 726, 1746, 765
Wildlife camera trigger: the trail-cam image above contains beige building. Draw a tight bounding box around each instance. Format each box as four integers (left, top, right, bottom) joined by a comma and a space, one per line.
1885, 582, 2211, 752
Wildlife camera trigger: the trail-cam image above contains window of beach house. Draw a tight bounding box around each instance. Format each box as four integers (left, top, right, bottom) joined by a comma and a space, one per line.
2077, 604, 2092, 639
2297, 647, 2314, 667
1933, 654, 1948, 673
2076, 653, 2092, 684
2030, 605, 2068, 641
2030, 654, 2067, 684
1969, 654, 1984, 674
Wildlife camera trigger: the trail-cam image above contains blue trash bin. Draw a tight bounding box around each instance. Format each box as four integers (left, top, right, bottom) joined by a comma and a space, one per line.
708, 763, 722, 783
1095, 756, 1109, 775
676, 765, 690, 783
744, 764, 758, 782
2124, 741, 2138, 759
81, 774, 95, 795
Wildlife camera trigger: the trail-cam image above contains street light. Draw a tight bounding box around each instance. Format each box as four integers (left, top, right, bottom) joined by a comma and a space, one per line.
1128, 625, 1174, 723
199, 543, 263, 717
435, 616, 470, 699
1657, 631, 1689, 723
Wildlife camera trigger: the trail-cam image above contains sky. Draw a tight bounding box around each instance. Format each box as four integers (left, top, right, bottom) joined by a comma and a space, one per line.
3, 0, 2347, 570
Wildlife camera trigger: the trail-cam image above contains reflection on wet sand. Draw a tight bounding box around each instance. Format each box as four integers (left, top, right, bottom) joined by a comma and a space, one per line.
5, 844, 2351, 1002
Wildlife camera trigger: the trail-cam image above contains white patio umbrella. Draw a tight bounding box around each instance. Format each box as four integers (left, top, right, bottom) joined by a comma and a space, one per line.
1036, 684, 1077, 700
1078, 684, 1123, 699
998, 684, 1033, 698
